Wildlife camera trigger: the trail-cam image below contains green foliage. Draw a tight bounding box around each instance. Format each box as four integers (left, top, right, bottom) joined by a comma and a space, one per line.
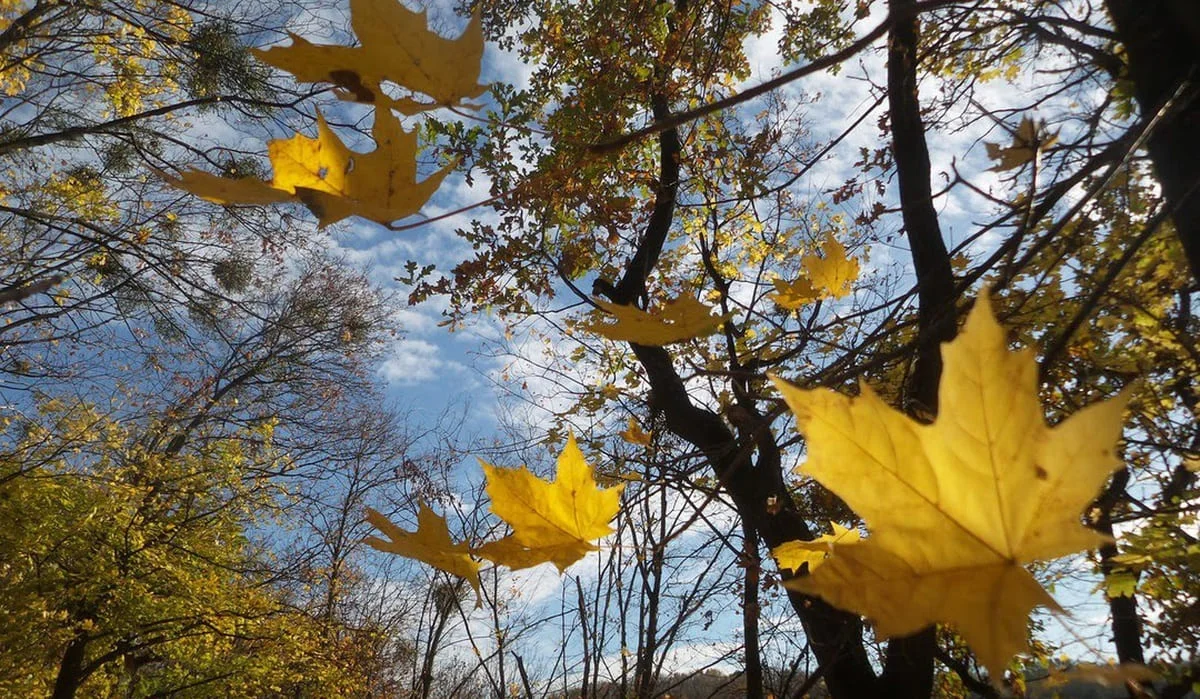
0, 403, 362, 696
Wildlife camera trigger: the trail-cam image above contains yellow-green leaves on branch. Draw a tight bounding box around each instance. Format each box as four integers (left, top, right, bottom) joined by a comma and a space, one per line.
366, 435, 623, 583
771, 233, 860, 309
162, 108, 453, 227
252, 0, 487, 114
770, 294, 1131, 680
985, 117, 1058, 172
364, 504, 481, 598
582, 292, 733, 345
476, 434, 625, 572
771, 522, 861, 574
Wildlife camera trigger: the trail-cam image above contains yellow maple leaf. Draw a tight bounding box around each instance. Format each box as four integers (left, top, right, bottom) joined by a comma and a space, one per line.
475, 434, 624, 572
364, 503, 481, 599
619, 417, 653, 447
252, 0, 487, 114
582, 292, 733, 345
771, 522, 861, 574
985, 117, 1058, 172
771, 293, 1130, 680
771, 233, 859, 309
162, 108, 453, 227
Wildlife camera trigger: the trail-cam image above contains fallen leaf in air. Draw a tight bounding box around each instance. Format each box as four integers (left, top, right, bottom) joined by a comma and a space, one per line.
252, 0, 487, 114
475, 434, 624, 572
771, 293, 1130, 680
772, 233, 859, 309
583, 292, 733, 345
985, 117, 1058, 172
772, 522, 861, 574
619, 417, 653, 447
364, 503, 481, 599
162, 108, 453, 227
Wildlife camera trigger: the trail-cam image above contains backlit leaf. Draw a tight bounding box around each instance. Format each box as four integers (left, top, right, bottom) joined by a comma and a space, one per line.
772, 522, 861, 574
619, 417, 652, 446
162, 108, 453, 227
985, 117, 1058, 172
771, 293, 1130, 679
583, 292, 733, 345
364, 503, 481, 599
252, 0, 487, 114
476, 434, 624, 572
771, 233, 859, 309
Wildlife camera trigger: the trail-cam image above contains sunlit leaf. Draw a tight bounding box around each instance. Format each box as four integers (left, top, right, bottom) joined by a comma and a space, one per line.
252, 0, 487, 114
364, 503, 481, 598
582, 292, 733, 345
476, 434, 624, 572
771, 233, 859, 309
771, 293, 1130, 679
162, 108, 453, 227
772, 521, 861, 574
619, 417, 652, 447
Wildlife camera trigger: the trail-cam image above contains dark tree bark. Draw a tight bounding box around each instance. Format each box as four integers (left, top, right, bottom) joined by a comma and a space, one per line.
1105, 0, 1200, 281
878, 0, 960, 694
52, 634, 89, 699
1092, 468, 1147, 668
742, 521, 764, 699
599, 90, 880, 694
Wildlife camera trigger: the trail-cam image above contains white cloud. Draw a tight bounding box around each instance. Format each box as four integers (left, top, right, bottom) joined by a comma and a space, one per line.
378, 338, 465, 385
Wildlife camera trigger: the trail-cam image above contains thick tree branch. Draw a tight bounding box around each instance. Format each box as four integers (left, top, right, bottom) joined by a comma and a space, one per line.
879, 0, 959, 693
611, 94, 679, 306
1106, 0, 1200, 282
1092, 468, 1147, 667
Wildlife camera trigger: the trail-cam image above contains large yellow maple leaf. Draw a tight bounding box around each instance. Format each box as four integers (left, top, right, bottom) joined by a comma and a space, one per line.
162, 107, 453, 227
364, 503, 481, 598
475, 434, 624, 572
252, 0, 487, 114
771, 294, 1130, 680
582, 292, 733, 345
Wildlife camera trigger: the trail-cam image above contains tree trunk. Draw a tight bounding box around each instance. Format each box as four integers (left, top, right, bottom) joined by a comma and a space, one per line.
880, 0, 960, 693
742, 522, 764, 698
1105, 0, 1200, 281
52, 634, 89, 699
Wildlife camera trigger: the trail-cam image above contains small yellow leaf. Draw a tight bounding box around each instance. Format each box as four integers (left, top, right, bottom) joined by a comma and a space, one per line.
364, 503, 480, 599
804, 233, 859, 300
583, 292, 733, 345
771, 293, 1130, 680
477, 434, 624, 572
771, 233, 859, 309
619, 417, 653, 447
772, 522, 861, 573
252, 0, 487, 114
984, 117, 1058, 172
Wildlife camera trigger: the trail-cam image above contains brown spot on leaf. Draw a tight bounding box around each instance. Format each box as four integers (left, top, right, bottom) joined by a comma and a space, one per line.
329, 69, 375, 103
